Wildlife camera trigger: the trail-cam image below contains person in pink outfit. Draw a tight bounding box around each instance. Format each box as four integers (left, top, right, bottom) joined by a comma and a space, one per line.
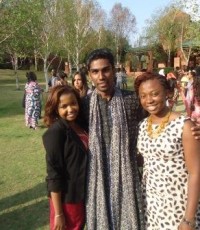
24, 71, 42, 129
181, 71, 196, 116
189, 77, 200, 124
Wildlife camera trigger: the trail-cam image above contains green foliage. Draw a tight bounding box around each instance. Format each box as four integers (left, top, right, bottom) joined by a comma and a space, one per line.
0, 0, 138, 71
152, 43, 168, 63
143, 2, 199, 66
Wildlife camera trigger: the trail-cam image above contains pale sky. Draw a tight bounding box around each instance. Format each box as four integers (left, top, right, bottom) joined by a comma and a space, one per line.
98, 0, 173, 44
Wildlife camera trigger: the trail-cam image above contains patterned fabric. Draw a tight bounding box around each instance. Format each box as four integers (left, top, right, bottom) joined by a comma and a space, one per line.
25, 81, 41, 128
86, 88, 144, 230
137, 115, 200, 230
184, 80, 193, 115
191, 98, 200, 124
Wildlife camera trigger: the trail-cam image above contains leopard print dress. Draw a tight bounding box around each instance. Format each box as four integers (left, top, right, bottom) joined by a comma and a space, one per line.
137, 115, 200, 230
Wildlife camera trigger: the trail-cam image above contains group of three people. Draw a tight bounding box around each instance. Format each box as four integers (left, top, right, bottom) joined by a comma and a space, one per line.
24, 66, 91, 130
42, 48, 200, 230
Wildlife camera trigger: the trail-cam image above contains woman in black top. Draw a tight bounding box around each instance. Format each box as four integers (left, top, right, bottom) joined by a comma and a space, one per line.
42, 85, 88, 230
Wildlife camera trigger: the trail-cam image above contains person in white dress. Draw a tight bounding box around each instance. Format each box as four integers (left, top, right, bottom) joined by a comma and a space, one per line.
134, 72, 200, 230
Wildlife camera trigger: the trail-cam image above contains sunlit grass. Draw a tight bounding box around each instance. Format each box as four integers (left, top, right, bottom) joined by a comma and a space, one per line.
0, 69, 48, 230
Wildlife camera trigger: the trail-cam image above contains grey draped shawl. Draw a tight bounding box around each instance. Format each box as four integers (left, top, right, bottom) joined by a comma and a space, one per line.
86, 88, 144, 230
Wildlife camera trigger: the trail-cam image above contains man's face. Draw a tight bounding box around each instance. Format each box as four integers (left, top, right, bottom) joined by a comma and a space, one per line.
88, 58, 115, 97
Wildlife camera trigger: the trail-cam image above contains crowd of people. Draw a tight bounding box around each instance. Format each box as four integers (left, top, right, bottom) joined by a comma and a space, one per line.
158, 66, 200, 125
38, 48, 200, 230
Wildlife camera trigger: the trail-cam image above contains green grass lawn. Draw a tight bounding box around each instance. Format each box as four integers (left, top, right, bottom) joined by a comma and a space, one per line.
0, 69, 49, 230
0, 69, 185, 230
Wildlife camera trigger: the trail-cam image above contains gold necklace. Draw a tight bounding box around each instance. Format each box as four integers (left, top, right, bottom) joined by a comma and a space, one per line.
147, 110, 171, 138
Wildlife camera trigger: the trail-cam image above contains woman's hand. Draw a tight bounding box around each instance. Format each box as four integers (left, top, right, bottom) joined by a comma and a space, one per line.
50, 192, 66, 230
191, 124, 200, 140
54, 214, 66, 230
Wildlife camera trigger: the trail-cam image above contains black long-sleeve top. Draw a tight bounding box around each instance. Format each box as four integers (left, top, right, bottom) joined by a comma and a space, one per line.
42, 118, 88, 203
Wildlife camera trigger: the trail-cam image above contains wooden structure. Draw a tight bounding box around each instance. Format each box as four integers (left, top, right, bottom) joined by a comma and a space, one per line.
128, 41, 200, 73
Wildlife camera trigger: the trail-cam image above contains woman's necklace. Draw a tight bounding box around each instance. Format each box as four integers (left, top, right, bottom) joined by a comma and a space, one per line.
147, 110, 171, 138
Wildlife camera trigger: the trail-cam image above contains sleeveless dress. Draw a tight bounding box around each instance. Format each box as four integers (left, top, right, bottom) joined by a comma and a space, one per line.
137, 115, 200, 230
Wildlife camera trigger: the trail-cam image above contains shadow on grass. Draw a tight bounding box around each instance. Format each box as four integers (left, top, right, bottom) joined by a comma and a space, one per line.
0, 182, 46, 212
0, 182, 49, 230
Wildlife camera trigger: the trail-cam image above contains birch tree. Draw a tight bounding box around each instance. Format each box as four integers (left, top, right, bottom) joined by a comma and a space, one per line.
31, 0, 60, 91
108, 3, 136, 64
0, 0, 34, 89
69, 0, 103, 69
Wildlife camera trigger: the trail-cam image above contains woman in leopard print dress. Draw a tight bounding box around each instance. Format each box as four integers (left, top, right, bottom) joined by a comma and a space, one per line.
135, 72, 200, 230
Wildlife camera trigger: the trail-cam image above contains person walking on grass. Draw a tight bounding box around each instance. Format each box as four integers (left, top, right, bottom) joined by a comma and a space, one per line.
24, 71, 42, 130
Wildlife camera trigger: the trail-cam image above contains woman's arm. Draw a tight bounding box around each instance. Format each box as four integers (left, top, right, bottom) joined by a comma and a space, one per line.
179, 120, 200, 230
43, 126, 66, 229
43, 127, 65, 192
51, 192, 65, 230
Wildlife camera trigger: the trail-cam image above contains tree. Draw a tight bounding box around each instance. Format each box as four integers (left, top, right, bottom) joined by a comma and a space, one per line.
108, 3, 136, 64
28, 0, 61, 91
54, 0, 104, 71
0, 0, 36, 89
143, 0, 200, 68
144, 5, 191, 67
70, 0, 103, 69
0, 0, 135, 87
177, 0, 200, 66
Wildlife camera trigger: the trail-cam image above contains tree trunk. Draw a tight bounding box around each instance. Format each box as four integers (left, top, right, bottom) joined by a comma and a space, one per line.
75, 47, 80, 71
116, 45, 119, 65
12, 54, 20, 90
43, 57, 49, 92
34, 50, 38, 71
167, 49, 171, 67
57, 57, 63, 71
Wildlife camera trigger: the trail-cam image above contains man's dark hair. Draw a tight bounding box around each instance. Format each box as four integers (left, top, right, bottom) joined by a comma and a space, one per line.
86, 48, 115, 70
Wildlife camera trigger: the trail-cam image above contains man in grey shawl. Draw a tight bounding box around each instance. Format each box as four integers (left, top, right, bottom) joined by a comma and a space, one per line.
83, 48, 145, 230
